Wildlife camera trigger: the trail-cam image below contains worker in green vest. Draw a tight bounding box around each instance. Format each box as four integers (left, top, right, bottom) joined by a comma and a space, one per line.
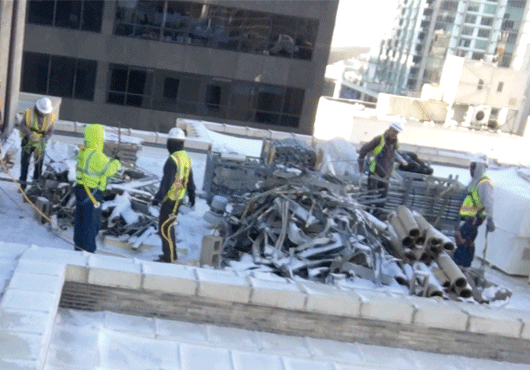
357, 121, 405, 217
152, 127, 196, 263
17, 97, 56, 190
453, 153, 495, 268
74, 124, 121, 253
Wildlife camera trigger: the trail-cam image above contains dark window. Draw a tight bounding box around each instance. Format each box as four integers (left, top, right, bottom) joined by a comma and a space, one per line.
21, 52, 97, 101
82, 1, 104, 32
497, 82, 504, 92
206, 85, 221, 109
282, 88, 304, 115
163, 78, 179, 100
473, 52, 485, 60
27, 0, 55, 25
481, 17, 493, 26
21, 52, 50, 94
478, 79, 484, 89
55, 0, 82, 29
107, 64, 152, 108
75, 60, 97, 100
113, 1, 318, 60
256, 85, 284, 113
48, 56, 76, 97
27, 0, 103, 32
176, 78, 201, 114
465, 15, 477, 24
478, 29, 490, 38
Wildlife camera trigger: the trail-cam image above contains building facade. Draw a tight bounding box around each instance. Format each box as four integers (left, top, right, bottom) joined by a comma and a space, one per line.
20, 0, 338, 135
365, 0, 527, 97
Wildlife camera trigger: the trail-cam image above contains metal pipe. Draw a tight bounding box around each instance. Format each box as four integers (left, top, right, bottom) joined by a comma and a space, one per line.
455, 283, 472, 299
425, 226, 443, 252
431, 267, 450, 288
396, 205, 420, 238
389, 212, 413, 247
435, 252, 467, 288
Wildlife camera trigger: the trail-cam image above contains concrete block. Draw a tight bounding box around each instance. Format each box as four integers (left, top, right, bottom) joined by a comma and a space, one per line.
358, 289, 414, 324
407, 296, 469, 331
142, 261, 197, 295
206, 325, 260, 350
231, 350, 284, 370
0, 359, 39, 370
301, 282, 361, 317
200, 236, 223, 267
180, 344, 232, 370
196, 268, 251, 303
0, 309, 53, 335
0, 242, 30, 259
64, 265, 89, 283
21, 245, 87, 266
0, 331, 45, 362
87, 255, 142, 289
305, 337, 364, 365
465, 305, 523, 338
7, 271, 64, 294
155, 319, 208, 342
357, 343, 416, 369
15, 260, 65, 276
249, 277, 305, 310
282, 357, 335, 370
1, 289, 59, 313
254, 331, 312, 357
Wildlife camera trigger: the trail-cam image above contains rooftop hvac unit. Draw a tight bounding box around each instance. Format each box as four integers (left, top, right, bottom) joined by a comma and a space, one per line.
472, 105, 492, 125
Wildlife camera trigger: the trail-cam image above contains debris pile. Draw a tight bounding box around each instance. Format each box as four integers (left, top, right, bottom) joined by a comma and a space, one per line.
263, 138, 319, 169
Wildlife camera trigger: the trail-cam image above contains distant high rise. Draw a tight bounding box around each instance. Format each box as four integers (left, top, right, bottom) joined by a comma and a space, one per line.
366, 0, 527, 96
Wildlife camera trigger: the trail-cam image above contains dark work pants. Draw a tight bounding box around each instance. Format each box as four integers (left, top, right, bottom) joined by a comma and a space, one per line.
452, 217, 482, 268
73, 186, 103, 253
159, 199, 179, 263
367, 173, 389, 218
19, 139, 44, 189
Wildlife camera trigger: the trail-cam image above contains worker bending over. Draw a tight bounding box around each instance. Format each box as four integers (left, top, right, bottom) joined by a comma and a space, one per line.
17, 97, 56, 190
152, 127, 196, 263
357, 121, 406, 217
74, 124, 121, 253
453, 153, 495, 268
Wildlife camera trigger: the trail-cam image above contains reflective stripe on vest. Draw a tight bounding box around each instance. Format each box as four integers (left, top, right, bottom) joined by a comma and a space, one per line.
165, 151, 191, 202
459, 175, 493, 218
368, 136, 385, 173
25, 109, 54, 136
76, 150, 112, 189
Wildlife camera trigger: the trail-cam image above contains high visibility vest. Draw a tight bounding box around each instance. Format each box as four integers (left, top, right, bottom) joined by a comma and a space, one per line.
165, 150, 191, 202
459, 175, 493, 218
368, 136, 398, 173
76, 148, 120, 191
24, 109, 55, 138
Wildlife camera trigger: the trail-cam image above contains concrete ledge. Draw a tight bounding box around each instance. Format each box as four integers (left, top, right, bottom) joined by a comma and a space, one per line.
358, 290, 415, 324
300, 281, 361, 317
196, 269, 251, 303
407, 296, 469, 331
249, 277, 306, 310
465, 305, 523, 338
142, 262, 197, 295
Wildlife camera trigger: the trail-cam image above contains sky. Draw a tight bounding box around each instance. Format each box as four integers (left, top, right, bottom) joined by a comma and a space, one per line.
331, 0, 399, 48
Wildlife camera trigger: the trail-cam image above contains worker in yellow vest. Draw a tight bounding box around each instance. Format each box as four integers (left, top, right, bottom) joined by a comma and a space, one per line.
152, 127, 196, 263
357, 121, 405, 217
17, 97, 56, 190
453, 153, 495, 267
74, 124, 121, 253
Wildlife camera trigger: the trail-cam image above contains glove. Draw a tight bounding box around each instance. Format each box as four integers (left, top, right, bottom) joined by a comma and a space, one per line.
151, 199, 159, 207
486, 217, 495, 232
113, 155, 121, 162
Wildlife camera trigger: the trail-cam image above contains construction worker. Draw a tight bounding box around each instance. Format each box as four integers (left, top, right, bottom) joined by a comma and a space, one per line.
453, 153, 495, 268
357, 121, 405, 217
17, 97, 56, 190
152, 127, 196, 263
74, 124, 121, 253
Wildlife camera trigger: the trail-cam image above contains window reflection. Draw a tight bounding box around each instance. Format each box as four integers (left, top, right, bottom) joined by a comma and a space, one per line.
27, 0, 103, 32
114, 0, 318, 60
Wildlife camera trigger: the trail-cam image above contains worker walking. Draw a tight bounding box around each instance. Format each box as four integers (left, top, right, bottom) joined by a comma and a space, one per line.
453, 153, 495, 268
357, 121, 405, 217
17, 97, 56, 190
74, 124, 121, 253
152, 127, 195, 263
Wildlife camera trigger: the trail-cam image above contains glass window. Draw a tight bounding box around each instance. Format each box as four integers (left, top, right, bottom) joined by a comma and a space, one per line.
497, 82, 504, 92
477, 29, 490, 38
283, 88, 304, 115
82, 1, 104, 32
128, 70, 148, 94
21, 52, 50, 94
481, 17, 493, 26
465, 15, 476, 24
107, 64, 152, 108
459, 38, 471, 47
75, 60, 97, 100
163, 78, 179, 100
48, 56, 76, 98
27, 0, 55, 25
176, 77, 201, 114
461, 27, 474, 36
55, 1, 82, 29
475, 40, 488, 50
204, 81, 229, 117
484, 4, 496, 14
467, 2, 480, 11
229, 82, 255, 121
110, 66, 128, 92
478, 79, 484, 89
27, 0, 103, 32
256, 85, 284, 113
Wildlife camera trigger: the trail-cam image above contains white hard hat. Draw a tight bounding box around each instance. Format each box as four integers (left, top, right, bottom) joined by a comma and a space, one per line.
390, 121, 403, 132
36, 97, 53, 114
168, 127, 185, 140
471, 153, 488, 166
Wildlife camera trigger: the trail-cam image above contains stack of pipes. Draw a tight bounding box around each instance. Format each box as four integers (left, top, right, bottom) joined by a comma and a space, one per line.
386, 205, 471, 299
